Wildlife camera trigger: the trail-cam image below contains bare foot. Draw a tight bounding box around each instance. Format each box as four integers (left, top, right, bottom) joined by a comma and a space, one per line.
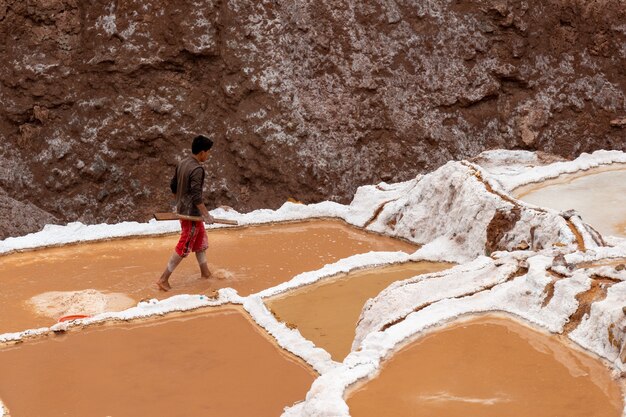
156, 280, 171, 291
200, 263, 212, 279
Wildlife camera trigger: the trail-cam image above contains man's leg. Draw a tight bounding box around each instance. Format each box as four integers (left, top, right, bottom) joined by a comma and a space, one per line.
192, 221, 211, 279
157, 219, 196, 291
157, 252, 183, 291
196, 250, 211, 278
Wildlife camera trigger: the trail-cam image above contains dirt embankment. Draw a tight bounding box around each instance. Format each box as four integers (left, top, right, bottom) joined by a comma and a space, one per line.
0, 0, 624, 238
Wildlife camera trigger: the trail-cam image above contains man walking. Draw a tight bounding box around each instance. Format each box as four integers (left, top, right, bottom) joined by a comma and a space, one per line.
156, 135, 215, 291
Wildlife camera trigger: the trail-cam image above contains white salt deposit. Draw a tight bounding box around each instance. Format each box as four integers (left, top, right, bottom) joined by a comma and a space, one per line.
28, 290, 136, 320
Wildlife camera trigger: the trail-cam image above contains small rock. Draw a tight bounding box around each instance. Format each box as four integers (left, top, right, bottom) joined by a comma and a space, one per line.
552, 254, 566, 267
386, 0, 401, 25
33, 105, 50, 123
315, 34, 330, 50
18, 123, 41, 146
610, 117, 626, 127
477, 21, 496, 33
86, 156, 107, 181
97, 189, 109, 202
616, 264, 625, 271
490, 0, 509, 16
387, 13, 401, 24
561, 209, 578, 220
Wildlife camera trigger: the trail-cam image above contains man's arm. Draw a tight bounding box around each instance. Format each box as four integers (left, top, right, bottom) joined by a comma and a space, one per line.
196, 202, 215, 224
190, 167, 214, 224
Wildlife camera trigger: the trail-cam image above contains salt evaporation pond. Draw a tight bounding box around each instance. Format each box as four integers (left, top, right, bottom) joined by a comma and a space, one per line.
346, 316, 623, 417
267, 261, 452, 361
3, 151, 626, 417
0, 307, 315, 417
0, 219, 416, 334
514, 167, 626, 238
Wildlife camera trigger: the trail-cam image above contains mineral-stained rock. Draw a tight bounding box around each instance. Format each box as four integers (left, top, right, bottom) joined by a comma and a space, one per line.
0, 0, 624, 238
486, 207, 522, 253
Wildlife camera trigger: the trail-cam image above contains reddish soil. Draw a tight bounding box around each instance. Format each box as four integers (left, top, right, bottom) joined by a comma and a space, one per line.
486, 207, 522, 253
0, 0, 624, 238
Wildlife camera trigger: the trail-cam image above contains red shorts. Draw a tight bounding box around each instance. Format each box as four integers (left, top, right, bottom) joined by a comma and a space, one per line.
175, 220, 208, 257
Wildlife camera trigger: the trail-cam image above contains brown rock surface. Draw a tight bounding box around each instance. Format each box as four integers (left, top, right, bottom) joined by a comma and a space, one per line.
0, 0, 624, 238
0, 188, 58, 237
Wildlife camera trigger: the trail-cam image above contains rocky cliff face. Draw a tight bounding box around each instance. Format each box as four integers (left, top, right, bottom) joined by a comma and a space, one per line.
0, 0, 624, 238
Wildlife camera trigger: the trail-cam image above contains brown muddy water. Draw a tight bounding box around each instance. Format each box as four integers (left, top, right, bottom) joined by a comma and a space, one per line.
267, 262, 452, 361
0, 219, 417, 334
347, 316, 623, 417
514, 166, 626, 238
0, 306, 315, 417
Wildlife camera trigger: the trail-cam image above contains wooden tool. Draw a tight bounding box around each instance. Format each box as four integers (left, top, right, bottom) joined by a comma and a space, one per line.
154, 212, 238, 226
